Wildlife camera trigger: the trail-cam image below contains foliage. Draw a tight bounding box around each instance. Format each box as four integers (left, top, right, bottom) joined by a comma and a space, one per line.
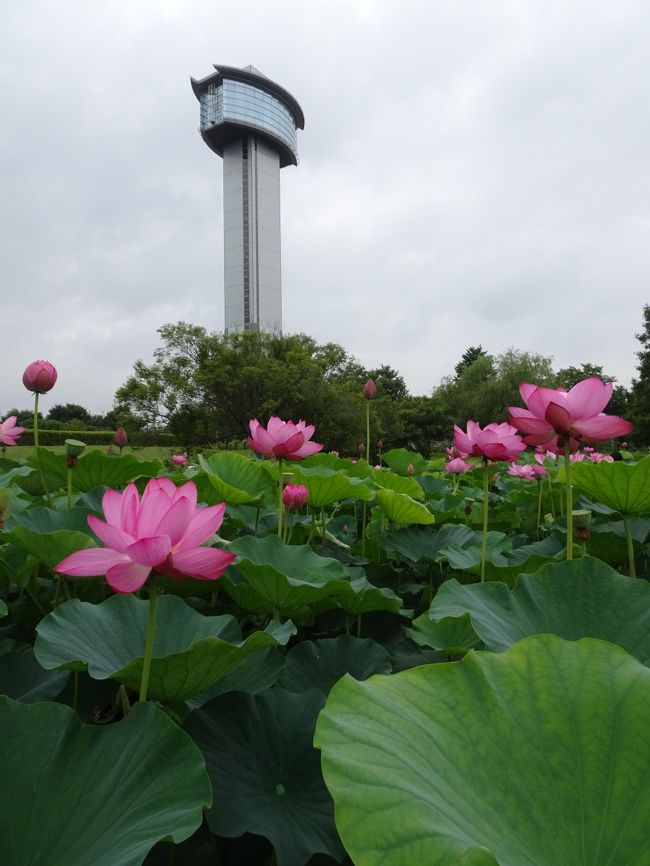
630, 303, 650, 444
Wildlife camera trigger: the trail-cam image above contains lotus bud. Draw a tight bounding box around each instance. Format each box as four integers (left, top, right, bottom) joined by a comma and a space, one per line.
407, 463, 414, 475
377, 439, 384, 450
363, 378, 377, 399
113, 427, 128, 448
358, 442, 365, 453
342, 524, 349, 535
282, 483, 308, 510
22, 360, 57, 394
106, 444, 115, 455
171, 453, 188, 466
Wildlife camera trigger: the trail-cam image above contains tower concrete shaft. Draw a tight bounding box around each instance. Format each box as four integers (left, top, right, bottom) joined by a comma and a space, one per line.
191, 65, 304, 335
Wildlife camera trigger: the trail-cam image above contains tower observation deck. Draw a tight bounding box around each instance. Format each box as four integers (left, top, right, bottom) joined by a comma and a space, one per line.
190, 64, 304, 335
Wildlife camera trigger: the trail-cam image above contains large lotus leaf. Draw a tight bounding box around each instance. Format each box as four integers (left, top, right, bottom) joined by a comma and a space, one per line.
406, 610, 482, 655
0, 647, 68, 702
330, 574, 404, 617
381, 524, 476, 562
419, 556, 650, 662
2, 526, 96, 570
0, 697, 211, 866
228, 535, 352, 613
70, 451, 163, 492
279, 636, 392, 694
301, 452, 374, 478
381, 448, 429, 475
571, 455, 650, 515
186, 645, 286, 710
198, 452, 276, 505
185, 688, 345, 866
290, 465, 373, 507
315, 635, 650, 866
35, 593, 285, 702
436, 530, 511, 569
375, 489, 434, 525
4, 505, 94, 533
372, 469, 424, 500
15, 449, 67, 495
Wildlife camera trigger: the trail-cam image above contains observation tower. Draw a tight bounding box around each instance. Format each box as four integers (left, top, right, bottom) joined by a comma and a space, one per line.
190, 64, 305, 335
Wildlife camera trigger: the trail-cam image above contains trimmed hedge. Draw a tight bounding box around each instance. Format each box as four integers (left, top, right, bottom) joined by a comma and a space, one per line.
20, 429, 178, 447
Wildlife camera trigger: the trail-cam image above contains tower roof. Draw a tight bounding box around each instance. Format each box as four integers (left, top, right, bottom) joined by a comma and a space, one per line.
190, 64, 305, 129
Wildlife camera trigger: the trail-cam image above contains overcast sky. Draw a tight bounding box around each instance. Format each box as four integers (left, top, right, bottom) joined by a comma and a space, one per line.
2, 0, 649, 415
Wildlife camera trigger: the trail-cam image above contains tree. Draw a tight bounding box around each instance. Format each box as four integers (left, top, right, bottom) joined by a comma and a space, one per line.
629, 305, 650, 444
454, 346, 487, 379
47, 404, 91, 425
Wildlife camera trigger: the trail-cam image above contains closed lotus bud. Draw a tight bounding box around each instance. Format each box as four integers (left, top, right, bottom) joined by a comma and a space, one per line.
171, 453, 188, 466
106, 444, 115, 455
113, 427, 128, 448
282, 483, 308, 510
407, 463, 414, 475
377, 439, 384, 450
358, 442, 365, 453
363, 378, 377, 399
342, 524, 349, 534
22, 360, 57, 394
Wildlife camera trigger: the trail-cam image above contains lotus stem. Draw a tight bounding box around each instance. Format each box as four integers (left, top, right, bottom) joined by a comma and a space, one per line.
139, 580, 159, 702
277, 458, 283, 539
536, 479, 543, 540
366, 401, 371, 466
623, 515, 636, 577
564, 440, 573, 561
33, 393, 52, 507
480, 458, 490, 582
67, 468, 73, 510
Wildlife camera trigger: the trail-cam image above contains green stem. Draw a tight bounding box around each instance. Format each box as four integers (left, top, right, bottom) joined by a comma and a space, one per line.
139, 580, 159, 702
277, 458, 283, 539
118, 684, 131, 717
480, 459, 490, 582
366, 401, 371, 466
623, 515, 636, 577
361, 501, 367, 558
33, 393, 52, 507
356, 614, 362, 637
321, 506, 326, 543
67, 468, 73, 510
564, 440, 573, 561
254, 507, 260, 536
536, 479, 543, 539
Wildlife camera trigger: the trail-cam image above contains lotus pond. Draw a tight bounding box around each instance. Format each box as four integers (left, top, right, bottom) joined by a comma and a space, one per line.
1, 428, 649, 865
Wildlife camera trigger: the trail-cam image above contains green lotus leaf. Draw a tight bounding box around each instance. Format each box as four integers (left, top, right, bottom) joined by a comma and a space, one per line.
186, 645, 287, 710
2, 526, 96, 570
228, 535, 353, 614
375, 489, 434, 525
198, 452, 276, 505
315, 635, 650, 866
186, 688, 345, 866
372, 469, 424, 500
0, 600, 6, 618
406, 610, 482, 655
70, 451, 163, 493
290, 465, 373, 507
34, 593, 285, 702
419, 556, 650, 662
330, 574, 404, 617
381, 448, 429, 475
279, 636, 392, 694
301, 452, 374, 478
381, 524, 475, 562
4, 505, 93, 534
0, 647, 68, 702
0, 697, 211, 866
571, 455, 650, 515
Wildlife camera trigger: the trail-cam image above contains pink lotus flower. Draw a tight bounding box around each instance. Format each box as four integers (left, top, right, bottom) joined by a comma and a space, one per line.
570, 451, 585, 462
282, 483, 308, 510
55, 478, 235, 593
445, 457, 471, 474
171, 453, 188, 466
509, 377, 633, 449
534, 449, 557, 465
22, 360, 57, 394
532, 464, 549, 478
507, 463, 535, 479
453, 421, 526, 462
363, 378, 377, 399
0, 416, 25, 446
113, 427, 128, 448
248, 417, 323, 461
588, 451, 614, 463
